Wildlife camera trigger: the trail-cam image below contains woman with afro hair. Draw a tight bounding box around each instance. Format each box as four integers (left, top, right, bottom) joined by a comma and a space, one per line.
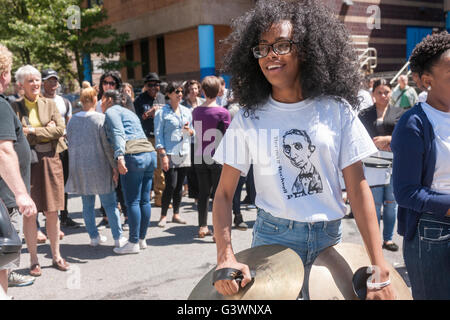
391, 31, 450, 300
211, 0, 395, 299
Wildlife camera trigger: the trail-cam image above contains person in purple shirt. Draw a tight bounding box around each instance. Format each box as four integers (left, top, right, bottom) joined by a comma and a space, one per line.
192, 76, 231, 238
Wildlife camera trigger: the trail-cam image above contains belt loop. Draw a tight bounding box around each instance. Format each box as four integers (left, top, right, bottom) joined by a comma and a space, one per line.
289, 220, 294, 230
323, 221, 328, 230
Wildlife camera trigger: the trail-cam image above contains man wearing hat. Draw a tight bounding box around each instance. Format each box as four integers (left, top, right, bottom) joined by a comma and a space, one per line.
134, 72, 166, 207
41, 69, 80, 228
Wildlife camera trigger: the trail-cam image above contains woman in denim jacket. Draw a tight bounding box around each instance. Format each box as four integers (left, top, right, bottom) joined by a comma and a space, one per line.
154, 82, 195, 227
103, 90, 157, 254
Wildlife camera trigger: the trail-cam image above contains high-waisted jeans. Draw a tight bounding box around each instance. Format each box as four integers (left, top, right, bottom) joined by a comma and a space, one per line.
251, 208, 342, 299
403, 212, 450, 300
120, 151, 157, 244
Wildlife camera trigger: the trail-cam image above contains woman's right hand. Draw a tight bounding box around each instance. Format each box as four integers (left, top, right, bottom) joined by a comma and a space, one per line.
214, 259, 253, 296
162, 155, 169, 172
117, 158, 128, 175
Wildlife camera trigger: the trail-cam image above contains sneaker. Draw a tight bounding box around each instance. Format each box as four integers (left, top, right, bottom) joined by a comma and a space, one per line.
96, 219, 109, 230
139, 239, 147, 250
114, 236, 128, 248
113, 241, 140, 254
90, 235, 107, 247
61, 217, 82, 228
122, 219, 129, 231
8, 272, 35, 287
157, 218, 167, 228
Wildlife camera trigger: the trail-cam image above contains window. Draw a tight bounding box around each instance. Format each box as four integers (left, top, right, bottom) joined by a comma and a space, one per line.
125, 43, 134, 79
88, 0, 103, 8
140, 39, 150, 77
157, 36, 166, 76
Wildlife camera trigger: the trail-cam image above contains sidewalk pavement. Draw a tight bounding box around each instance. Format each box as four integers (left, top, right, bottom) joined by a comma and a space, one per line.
8, 195, 409, 300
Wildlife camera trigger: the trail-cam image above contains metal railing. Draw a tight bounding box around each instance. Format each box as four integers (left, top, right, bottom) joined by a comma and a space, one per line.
390, 61, 411, 85
357, 47, 377, 71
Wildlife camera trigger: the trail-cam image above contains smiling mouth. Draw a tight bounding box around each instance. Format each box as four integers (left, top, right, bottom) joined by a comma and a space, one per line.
267, 64, 283, 71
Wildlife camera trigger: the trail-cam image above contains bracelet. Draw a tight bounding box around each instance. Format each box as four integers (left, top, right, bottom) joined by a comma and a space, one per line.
366, 278, 391, 290
159, 153, 167, 158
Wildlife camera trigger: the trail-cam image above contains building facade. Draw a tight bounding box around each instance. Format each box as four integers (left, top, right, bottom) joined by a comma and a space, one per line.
97, 0, 446, 86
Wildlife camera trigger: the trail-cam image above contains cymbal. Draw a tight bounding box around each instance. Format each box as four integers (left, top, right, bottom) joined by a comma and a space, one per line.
308, 242, 412, 300
188, 244, 304, 300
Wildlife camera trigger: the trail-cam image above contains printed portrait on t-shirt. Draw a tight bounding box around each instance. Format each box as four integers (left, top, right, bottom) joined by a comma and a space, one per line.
282, 129, 323, 197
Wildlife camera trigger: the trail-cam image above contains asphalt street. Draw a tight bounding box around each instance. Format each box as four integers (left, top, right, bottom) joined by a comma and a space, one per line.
8, 194, 410, 300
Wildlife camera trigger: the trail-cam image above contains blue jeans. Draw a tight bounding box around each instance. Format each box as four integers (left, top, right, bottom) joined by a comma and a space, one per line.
370, 176, 397, 242
251, 208, 342, 299
81, 191, 122, 240
120, 152, 156, 243
403, 213, 450, 300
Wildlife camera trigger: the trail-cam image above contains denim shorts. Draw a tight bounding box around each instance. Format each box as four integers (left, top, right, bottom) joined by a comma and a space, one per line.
251, 208, 342, 298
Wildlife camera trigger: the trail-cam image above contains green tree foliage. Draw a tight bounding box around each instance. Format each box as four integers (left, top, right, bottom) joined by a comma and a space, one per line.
0, 0, 130, 87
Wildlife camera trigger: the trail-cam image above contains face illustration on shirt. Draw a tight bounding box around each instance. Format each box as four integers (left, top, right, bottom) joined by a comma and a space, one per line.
282, 129, 323, 198
282, 130, 314, 170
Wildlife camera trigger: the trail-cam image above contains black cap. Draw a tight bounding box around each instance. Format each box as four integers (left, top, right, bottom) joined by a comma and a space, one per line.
41, 69, 59, 81
144, 72, 161, 84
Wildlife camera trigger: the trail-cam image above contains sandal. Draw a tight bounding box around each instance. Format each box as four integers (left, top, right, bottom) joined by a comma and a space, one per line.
37, 231, 47, 244
30, 264, 42, 277
52, 258, 70, 272
172, 216, 187, 224
198, 229, 213, 238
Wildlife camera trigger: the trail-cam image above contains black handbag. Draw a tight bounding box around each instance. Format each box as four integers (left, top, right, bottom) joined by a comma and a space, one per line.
0, 199, 22, 268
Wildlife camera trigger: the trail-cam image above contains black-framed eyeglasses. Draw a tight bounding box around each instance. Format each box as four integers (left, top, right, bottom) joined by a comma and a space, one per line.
251, 39, 299, 59
175, 90, 183, 94
146, 82, 160, 88
103, 81, 116, 86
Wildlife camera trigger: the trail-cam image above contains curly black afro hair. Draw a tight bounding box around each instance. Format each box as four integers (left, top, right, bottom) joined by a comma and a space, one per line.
409, 31, 450, 76
221, 0, 362, 112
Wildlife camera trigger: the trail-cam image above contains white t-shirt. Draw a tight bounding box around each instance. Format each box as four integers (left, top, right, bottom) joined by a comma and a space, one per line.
213, 95, 377, 222
418, 91, 428, 103
421, 102, 450, 194
53, 95, 72, 124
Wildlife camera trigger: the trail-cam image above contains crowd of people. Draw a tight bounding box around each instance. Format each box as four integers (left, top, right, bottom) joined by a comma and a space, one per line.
0, 42, 255, 297
0, 0, 449, 301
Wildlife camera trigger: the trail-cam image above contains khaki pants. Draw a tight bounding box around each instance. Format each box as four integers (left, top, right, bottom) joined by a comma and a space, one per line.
149, 136, 165, 205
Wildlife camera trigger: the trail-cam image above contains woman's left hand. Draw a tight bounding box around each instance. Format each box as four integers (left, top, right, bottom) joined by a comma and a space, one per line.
373, 136, 391, 151
118, 158, 128, 175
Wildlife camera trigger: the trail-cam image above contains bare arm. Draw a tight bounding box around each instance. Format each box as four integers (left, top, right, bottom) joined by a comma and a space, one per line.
343, 161, 396, 300
213, 164, 252, 296
0, 140, 36, 217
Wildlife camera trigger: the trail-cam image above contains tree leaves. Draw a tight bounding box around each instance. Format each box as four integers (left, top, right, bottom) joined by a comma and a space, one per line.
0, 0, 129, 87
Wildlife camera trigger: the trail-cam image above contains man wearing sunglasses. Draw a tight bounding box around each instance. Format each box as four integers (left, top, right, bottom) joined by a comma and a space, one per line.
134, 72, 166, 207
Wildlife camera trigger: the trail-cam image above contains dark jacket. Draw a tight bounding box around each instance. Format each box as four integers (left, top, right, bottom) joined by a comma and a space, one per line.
133, 91, 166, 137
391, 103, 450, 240
359, 105, 405, 137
